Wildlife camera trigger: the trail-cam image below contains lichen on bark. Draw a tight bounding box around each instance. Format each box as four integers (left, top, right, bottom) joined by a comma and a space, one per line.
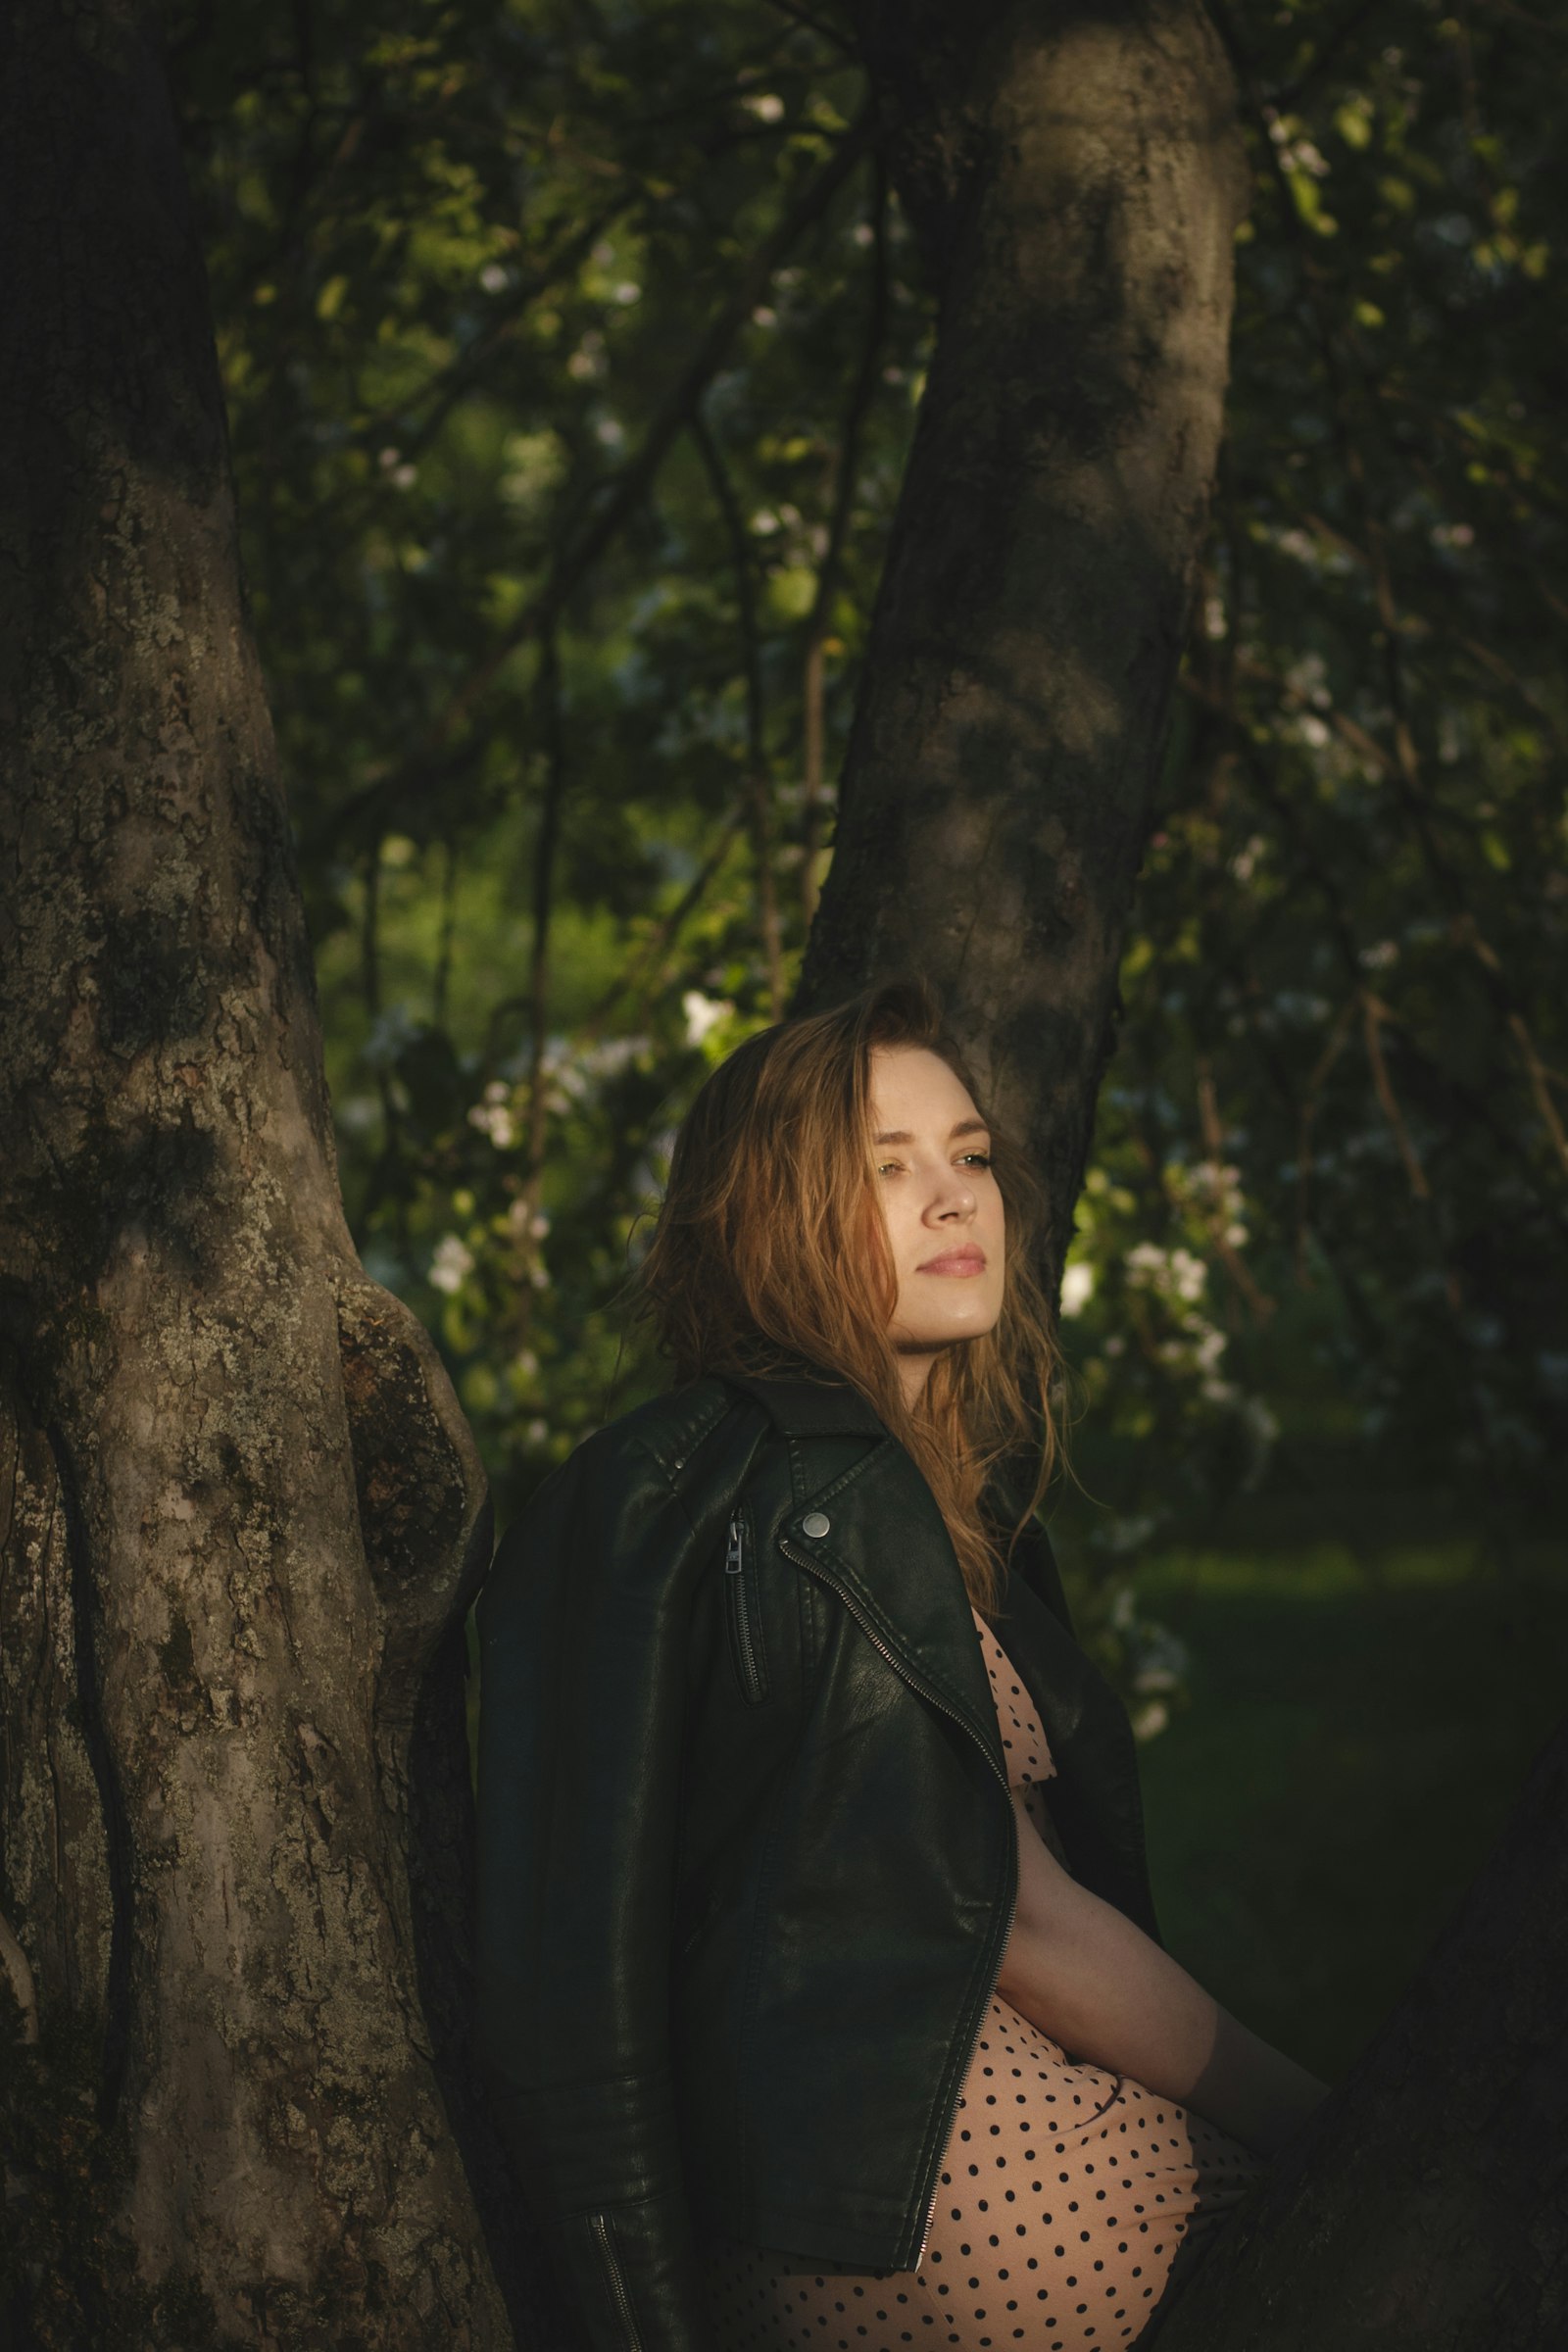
0, 3, 512, 2341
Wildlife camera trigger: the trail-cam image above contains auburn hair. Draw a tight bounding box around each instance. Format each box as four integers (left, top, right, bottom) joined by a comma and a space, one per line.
633, 977, 1063, 1615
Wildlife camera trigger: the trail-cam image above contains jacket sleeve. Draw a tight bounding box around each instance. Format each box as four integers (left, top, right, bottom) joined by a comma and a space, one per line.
476, 1429, 711, 2352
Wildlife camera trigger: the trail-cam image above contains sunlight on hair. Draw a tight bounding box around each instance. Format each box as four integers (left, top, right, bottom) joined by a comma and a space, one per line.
634, 978, 1065, 1614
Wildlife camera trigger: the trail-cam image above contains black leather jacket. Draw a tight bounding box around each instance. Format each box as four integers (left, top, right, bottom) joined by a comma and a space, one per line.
475, 1364, 1160, 2352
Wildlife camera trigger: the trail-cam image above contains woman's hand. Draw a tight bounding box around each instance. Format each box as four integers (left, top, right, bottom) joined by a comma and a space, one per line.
995, 1790, 1329, 2159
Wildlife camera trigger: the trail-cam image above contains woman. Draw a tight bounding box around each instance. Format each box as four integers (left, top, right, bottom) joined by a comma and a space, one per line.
476, 978, 1326, 2352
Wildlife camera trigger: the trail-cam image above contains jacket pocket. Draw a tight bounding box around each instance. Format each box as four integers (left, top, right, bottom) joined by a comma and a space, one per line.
723, 1505, 769, 1705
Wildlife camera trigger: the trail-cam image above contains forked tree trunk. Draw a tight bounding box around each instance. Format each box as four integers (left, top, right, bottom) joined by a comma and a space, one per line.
797, 0, 1250, 1268
0, 5, 513, 2343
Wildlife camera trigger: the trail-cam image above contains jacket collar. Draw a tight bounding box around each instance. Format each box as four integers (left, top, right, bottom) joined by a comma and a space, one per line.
714, 1361, 890, 1439
712, 1365, 1058, 1590
714, 1366, 1056, 1557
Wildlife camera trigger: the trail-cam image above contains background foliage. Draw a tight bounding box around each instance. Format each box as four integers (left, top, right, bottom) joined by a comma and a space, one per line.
168, 0, 1567, 2070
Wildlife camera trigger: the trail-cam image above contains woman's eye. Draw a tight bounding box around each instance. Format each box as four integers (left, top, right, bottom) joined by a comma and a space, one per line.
876, 1152, 990, 1174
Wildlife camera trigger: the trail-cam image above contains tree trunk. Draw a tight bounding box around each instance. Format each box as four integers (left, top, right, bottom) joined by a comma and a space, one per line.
1142, 1712, 1568, 2352
0, 6, 514, 2343
795, 0, 1250, 1271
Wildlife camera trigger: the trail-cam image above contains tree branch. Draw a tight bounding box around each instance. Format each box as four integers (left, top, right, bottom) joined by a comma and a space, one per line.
688, 402, 784, 1018
393, 102, 878, 783
802, 148, 890, 923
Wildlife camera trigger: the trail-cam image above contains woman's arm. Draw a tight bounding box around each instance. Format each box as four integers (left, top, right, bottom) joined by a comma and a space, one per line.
996, 1790, 1329, 2158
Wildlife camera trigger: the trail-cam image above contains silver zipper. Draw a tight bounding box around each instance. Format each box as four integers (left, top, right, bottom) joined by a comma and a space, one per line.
779, 1533, 1020, 2274
725, 1509, 767, 1703
588, 2209, 643, 2352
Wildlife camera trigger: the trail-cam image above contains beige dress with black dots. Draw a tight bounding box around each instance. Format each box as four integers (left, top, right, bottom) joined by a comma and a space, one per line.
697, 1608, 1261, 2352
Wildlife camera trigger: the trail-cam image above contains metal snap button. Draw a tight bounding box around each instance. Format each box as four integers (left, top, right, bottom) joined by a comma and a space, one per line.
801, 1510, 831, 1539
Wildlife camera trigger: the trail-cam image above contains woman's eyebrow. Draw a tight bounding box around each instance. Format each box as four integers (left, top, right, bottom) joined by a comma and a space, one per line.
872, 1118, 991, 1146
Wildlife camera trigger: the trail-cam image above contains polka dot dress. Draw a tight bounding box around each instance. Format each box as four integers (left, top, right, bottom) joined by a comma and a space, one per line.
697, 1608, 1261, 2351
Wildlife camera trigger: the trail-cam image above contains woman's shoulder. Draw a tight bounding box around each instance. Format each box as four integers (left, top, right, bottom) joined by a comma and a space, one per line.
567, 1373, 760, 1484
506, 1376, 765, 1536
483, 1376, 768, 1599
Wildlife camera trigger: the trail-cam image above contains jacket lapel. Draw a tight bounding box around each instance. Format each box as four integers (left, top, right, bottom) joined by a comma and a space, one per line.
719, 1367, 1005, 1771
712, 1364, 1158, 1937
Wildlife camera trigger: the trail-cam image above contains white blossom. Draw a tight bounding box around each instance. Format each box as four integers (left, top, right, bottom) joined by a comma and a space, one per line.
683, 990, 733, 1046
1125, 1242, 1207, 1302
1058, 1262, 1095, 1317
467, 1093, 516, 1148
429, 1235, 475, 1295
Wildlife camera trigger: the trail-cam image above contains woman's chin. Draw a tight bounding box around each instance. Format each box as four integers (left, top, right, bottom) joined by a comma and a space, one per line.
892, 1320, 998, 1355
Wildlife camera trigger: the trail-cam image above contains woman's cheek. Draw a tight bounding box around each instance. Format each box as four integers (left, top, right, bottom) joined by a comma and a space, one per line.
863, 1202, 902, 1319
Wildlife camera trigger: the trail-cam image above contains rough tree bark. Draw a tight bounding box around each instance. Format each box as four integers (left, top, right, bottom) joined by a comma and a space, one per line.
0, 6, 515, 2344
795, 0, 1250, 1274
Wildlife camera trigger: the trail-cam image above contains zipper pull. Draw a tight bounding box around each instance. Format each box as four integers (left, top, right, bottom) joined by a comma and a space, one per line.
725, 1512, 743, 1573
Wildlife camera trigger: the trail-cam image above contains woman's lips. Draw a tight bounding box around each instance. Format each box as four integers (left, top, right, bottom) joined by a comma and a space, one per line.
917, 1247, 987, 1276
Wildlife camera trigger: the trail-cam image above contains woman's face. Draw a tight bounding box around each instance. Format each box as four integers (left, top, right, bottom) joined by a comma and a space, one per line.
867, 1044, 1006, 1399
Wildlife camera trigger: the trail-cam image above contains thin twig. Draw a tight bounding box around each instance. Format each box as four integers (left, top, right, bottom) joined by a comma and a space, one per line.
579, 805, 751, 1047
524, 628, 567, 1199
1195, 1056, 1276, 1319
396, 103, 879, 779
688, 404, 785, 1018
1360, 991, 1432, 1204
1294, 997, 1356, 1280
802, 148, 889, 922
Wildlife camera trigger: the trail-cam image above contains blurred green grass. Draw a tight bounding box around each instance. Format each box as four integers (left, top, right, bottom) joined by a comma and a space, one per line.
1125, 1534, 1568, 2082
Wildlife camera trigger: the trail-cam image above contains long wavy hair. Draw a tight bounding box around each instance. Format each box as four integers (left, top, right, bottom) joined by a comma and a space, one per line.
633, 978, 1063, 1615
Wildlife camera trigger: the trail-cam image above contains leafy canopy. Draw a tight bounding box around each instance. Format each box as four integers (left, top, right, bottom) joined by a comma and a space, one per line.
171, 0, 1565, 1610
